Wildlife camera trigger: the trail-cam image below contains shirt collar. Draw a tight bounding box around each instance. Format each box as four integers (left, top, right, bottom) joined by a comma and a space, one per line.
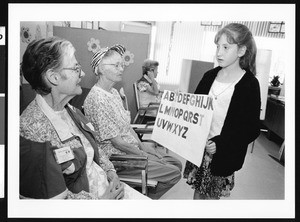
35, 94, 74, 142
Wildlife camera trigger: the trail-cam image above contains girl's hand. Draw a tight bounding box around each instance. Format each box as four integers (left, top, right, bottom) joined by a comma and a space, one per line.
205, 140, 216, 154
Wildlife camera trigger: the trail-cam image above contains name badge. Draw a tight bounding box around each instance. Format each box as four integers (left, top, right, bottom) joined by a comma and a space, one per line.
53, 146, 75, 164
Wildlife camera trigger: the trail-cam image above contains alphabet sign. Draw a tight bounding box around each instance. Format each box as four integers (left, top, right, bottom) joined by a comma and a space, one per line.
152, 90, 214, 166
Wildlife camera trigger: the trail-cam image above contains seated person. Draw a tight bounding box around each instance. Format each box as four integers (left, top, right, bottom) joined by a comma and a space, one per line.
84, 45, 182, 199
136, 59, 162, 118
19, 37, 148, 200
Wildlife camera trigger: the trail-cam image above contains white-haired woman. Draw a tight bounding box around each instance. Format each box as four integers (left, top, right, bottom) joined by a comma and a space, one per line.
84, 45, 182, 199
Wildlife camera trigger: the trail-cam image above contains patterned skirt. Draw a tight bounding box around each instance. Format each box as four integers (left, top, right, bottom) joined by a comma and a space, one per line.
183, 151, 235, 199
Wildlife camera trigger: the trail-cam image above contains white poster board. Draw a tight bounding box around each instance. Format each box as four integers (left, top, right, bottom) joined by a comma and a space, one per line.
151, 90, 214, 166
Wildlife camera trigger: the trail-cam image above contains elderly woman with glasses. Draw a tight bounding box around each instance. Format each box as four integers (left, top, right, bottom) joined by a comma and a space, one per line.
20, 37, 148, 200
83, 45, 182, 199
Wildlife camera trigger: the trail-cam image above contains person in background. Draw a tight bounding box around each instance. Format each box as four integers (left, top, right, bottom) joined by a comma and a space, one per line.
184, 23, 261, 199
136, 59, 162, 119
20, 37, 148, 200
84, 45, 182, 199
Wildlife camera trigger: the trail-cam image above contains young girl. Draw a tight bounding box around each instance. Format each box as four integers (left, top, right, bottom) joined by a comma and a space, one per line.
183, 23, 261, 199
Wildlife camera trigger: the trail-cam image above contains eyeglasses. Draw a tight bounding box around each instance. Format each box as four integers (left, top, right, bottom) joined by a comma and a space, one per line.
102, 62, 125, 69
61, 65, 82, 77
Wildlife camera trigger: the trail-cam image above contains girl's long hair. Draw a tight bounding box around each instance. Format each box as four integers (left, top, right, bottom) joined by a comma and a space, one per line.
214, 23, 257, 75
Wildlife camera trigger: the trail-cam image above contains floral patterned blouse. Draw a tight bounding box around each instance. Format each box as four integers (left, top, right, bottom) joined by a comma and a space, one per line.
20, 95, 114, 198
84, 86, 140, 157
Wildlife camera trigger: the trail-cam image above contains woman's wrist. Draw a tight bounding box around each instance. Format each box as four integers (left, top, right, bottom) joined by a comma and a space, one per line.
139, 150, 147, 156
138, 142, 144, 150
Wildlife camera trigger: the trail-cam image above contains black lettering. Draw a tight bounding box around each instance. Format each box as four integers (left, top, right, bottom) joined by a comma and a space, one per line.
177, 125, 183, 136
163, 91, 169, 100
193, 113, 199, 124
190, 95, 195, 106
182, 126, 188, 139
203, 96, 208, 109
178, 108, 183, 119
166, 121, 173, 131
198, 114, 204, 126
172, 123, 178, 134
186, 94, 190, 105
158, 103, 164, 113
161, 118, 168, 129
174, 108, 179, 118
164, 105, 171, 115
169, 92, 175, 101
188, 111, 193, 123
207, 97, 214, 110
195, 95, 203, 108
156, 117, 162, 127
182, 94, 186, 105
183, 110, 188, 121
177, 92, 183, 103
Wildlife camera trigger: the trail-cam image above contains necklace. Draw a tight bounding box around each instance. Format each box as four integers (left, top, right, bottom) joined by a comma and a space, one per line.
211, 69, 245, 100
211, 81, 236, 100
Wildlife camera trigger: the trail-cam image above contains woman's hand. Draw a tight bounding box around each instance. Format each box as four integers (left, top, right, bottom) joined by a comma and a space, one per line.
106, 170, 121, 192
101, 182, 125, 200
141, 145, 167, 164
148, 150, 164, 160
148, 153, 167, 165
205, 140, 216, 155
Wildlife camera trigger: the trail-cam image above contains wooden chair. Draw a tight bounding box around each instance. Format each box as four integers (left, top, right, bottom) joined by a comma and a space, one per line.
69, 87, 91, 114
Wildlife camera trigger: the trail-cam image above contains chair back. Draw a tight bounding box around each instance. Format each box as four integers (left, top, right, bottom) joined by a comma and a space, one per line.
69, 87, 91, 111
20, 84, 36, 114
119, 87, 129, 111
133, 82, 141, 111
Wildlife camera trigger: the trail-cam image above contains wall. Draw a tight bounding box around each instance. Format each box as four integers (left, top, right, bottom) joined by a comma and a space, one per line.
179, 59, 192, 92
179, 59, 214, 93
256, 49, 272, 120
188, 60, 214, 93
19, 22, 150, 120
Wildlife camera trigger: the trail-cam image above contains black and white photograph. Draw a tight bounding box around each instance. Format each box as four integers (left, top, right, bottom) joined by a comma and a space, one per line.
3, 2, 297, 220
